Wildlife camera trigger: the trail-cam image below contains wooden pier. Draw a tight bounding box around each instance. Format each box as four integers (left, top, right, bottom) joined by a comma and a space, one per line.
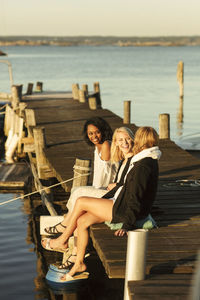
2, 85, 200, 299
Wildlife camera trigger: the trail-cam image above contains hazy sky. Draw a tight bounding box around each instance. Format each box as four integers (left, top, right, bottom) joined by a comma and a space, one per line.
1, 0, 200, 36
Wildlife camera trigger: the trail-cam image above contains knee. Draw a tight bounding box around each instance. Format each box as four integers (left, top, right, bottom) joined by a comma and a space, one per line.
75, 196, 85, 208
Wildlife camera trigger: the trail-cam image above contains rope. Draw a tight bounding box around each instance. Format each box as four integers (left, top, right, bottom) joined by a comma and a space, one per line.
0, 171, 91, 206
73, 165, 91, 171
0, 104, 7, 111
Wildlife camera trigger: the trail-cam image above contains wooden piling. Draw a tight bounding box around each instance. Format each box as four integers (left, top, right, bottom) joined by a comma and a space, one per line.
159, 113, 170, 139
35, 82, 43, 93
33, 126, 53, 179
72, 83, 79, 100
78, 89, 86, 103
72, 158, 91, 189
11, 84, 23, 110
123, 100, 131, 124
93, 82, 100, 93
88, 96, 97, 110
82, 84, 88, 98
26, 83, 34, 95
4, 105, 13, 136
177, 61, 184, 98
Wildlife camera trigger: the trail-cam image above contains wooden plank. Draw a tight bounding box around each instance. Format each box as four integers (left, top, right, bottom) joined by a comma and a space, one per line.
0, 162, 32, 189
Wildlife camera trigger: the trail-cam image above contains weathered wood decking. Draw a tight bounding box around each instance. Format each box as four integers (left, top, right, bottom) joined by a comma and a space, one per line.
23, 91, 200, 299
0, 162, 32, 189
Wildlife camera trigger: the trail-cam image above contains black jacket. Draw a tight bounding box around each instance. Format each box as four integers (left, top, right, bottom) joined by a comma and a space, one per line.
111, 157, 159, 231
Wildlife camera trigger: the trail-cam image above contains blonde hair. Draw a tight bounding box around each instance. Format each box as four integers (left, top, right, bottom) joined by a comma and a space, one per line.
133, 126, 158, 155
111, 127, 134, 163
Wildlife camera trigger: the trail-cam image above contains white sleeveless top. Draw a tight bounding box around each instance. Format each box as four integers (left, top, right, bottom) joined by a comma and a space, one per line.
92, 147, 118, 188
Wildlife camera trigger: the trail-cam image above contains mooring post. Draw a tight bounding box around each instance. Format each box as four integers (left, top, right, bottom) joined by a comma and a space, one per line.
124, 229, 149, 300
177, 61, 184, 98
26, 83, 34, 95
35, 81, 43, 92
78, 89, 86, 103
4, 104, 13, 136
159, 113, 170, 139
82, 84, 88, 99
11, 84, 23, 110
93, 82, 100, 93
33, 126, 47, 178
72, 158, 91, 189
72, 83, 80, 100
88, 96, 97, 110
123, 100, 131, 124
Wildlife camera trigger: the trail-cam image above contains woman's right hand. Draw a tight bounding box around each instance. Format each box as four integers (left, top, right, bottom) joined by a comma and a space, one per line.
107, 183, 116, 191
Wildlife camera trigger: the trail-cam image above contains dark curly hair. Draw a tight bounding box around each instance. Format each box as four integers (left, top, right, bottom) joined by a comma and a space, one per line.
83, 117, 113, 146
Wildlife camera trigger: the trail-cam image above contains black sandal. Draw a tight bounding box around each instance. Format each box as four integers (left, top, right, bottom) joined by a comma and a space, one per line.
58, 254, 76, 270
44, 222, 66, 235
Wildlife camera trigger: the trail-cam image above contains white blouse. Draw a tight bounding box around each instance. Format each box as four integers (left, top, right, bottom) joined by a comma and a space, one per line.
92, 147, 118, 188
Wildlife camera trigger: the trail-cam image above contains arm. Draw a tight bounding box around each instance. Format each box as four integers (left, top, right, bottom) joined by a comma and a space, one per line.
100, 140, 111, 161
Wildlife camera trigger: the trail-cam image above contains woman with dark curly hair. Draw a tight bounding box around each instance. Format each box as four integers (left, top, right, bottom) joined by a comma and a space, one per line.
44, 116, 118, 235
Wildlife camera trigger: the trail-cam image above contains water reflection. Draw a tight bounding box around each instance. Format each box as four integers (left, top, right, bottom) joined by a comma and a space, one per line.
177, 96, 184, 137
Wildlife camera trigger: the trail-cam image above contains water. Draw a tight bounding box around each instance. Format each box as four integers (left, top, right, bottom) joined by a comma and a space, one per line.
0, 194, 38, 299
0, 45, 200, 143
0, 45, 200, 299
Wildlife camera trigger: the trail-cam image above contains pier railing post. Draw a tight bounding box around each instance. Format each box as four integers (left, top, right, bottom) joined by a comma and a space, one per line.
124, 229, 149, 300
72, 83, 80, 100
88, 96, 97, 110
11, 84, 23, 110
35, 81, 43, 92
72, 158, 91, 189
93, 81, 100, 93
123, 100, 131, 124
82, 84, 88, 99
79, 89, 86, 103
26, 83, 34, 95
159, 113, 170, 139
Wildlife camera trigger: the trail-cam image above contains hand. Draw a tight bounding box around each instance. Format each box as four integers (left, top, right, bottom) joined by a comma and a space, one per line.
114, 229, 127, 236
107, 183, 116, 191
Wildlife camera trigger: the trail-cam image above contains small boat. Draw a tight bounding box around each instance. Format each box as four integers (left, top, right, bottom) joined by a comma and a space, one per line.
46, 264, 89, 291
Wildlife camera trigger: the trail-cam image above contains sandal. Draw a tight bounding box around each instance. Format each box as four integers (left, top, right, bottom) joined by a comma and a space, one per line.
41, 237, 67, 253
61, 271, 89, 282
44, 222, 66, 235
58, 254, 76, 270
58, 252, 90, 270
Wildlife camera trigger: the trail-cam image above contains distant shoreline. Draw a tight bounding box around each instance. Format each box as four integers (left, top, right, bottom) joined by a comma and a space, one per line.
1, 35, 200, 47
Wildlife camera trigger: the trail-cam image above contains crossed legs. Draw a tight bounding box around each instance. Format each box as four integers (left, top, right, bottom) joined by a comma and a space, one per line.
42, 196, 113, 263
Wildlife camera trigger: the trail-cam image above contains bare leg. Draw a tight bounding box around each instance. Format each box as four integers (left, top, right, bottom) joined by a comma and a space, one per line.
43, 196, 113, 250
61, 212, 105, 279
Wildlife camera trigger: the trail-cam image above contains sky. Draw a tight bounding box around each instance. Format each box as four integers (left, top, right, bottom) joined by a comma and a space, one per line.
1, 0, 200, 36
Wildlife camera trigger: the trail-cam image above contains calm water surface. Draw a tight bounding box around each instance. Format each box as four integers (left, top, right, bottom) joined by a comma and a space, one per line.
0, 45, 200, 143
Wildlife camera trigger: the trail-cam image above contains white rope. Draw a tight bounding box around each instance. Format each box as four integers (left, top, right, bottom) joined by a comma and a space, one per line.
0, 172, 91, 206
0, 104, 7, 111
73, 165, 91, 171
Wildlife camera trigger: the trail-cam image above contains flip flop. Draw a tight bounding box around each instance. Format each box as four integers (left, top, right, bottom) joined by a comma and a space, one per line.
61, 271, 89, 282
41, 237, 67, 253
